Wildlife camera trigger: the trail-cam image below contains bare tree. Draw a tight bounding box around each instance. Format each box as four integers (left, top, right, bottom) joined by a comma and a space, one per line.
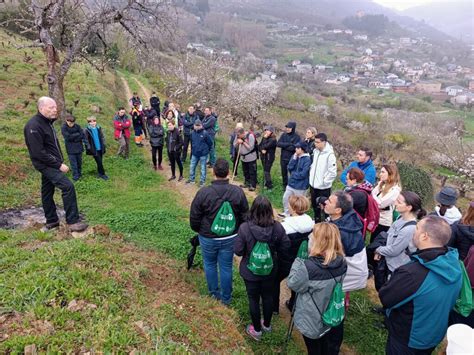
4, 0, 172, 118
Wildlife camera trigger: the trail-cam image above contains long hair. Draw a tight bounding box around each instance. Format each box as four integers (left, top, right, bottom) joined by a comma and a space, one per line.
462, 204, 474, 226
250, 195, 274, 227
380, 163, 401, 196
309, 223, 345, 265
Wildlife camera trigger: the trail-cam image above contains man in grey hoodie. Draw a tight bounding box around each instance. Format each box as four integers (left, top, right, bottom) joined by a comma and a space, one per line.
309, 133, 337, 222
234, 127, 258, 191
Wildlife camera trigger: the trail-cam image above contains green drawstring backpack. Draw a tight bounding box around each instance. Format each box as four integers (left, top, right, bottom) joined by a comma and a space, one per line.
210, 187, 236, 237
296, 240, 309, 260
310, 268, 345, 327
454, 260, 473, 317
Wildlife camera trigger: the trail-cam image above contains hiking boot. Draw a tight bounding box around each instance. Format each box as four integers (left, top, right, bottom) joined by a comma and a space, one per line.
248, 187, 256, 192
68, 222, 88, 232
158, 165, 163, 170
168, 176, 176, 181
261, 320, 272, 332
41, 221, 60, 232
178, 176, 184, 182
99, 174, 109, 180
246, 324, 262, 341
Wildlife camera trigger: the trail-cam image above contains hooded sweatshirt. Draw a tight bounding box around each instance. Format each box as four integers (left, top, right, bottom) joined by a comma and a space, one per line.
379, 247, 462, 350
331, 209, 365, 257
277, 122, 300, 161
449, 221, 474, 260
433, 206, 462, 225
234, 221, 291, 281
288, 152, 311, 190
309, 142, 337, 190
280, 214, 315, 275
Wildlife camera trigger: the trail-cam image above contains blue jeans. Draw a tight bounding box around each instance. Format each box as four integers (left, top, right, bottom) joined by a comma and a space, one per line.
198, 235, 235, 305
189, 155, 207, 183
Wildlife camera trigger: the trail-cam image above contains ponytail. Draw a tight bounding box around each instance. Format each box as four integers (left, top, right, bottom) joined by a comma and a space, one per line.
416, 208, 427, 220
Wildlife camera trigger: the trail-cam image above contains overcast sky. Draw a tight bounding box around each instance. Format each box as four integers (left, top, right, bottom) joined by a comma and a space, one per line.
373, 0, 452, 11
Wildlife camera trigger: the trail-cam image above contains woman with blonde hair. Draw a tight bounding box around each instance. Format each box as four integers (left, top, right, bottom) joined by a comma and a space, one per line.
288, 223, 347, 354
370, 163, 401, 242
305, 127, 318, 158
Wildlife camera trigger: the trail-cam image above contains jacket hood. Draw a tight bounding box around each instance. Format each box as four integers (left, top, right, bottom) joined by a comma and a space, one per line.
358, 159, 373, 170
282, 214, 314, 234
435, 206, 462, 225
286, 121, 296, 133
454, 222, 474, 241
248, 223, 276, 243
321, 142, 334, 154
412, 247, 462, 284
310, 254, 346, 271
334, 209, 364, 233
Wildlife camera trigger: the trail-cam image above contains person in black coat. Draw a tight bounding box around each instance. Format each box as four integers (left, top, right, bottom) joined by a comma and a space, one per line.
61, 115, 85, 181
181, 106, 197, 163
234, 195, 290, 340
24, 96, 87, 232
166, 121, 184, 181
149, 116, 165, 171
83, 116, 108, 180
259, 126, 277, 190
449, 202, 474, 261
149, 92, 160, 116
277, 121, 300, 188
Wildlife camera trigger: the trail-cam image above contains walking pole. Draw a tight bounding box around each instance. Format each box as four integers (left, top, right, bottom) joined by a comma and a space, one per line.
284, 294, 298, 350
231, 145, 241, 183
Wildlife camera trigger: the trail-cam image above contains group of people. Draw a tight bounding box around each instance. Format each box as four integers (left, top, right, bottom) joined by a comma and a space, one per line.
113, 94, 219, 185
190, 146, 473, 354
25, 96, 473, 354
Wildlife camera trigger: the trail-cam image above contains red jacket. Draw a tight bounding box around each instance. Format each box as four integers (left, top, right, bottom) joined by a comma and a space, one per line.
113, 113, 131, 139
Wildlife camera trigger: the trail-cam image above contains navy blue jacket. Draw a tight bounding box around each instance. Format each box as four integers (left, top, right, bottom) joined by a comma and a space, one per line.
61, 122, 84, 155
277, 121, 300, 161
287, 153, 311, 190
202, 114, 217, 138
379, 247, 462, 350
182, 112, 197, 136
191, 128, 213, 158
331, 209, 365, 257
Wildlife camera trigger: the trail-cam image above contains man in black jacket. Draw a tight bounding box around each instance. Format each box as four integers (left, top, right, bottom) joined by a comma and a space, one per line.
61, 114, 84, 181
277, 121, 300, 188
259, 126, 277, 190
149, 92, 160, 116
190, 158, 249, 305
181, 105, 197, 163
24, 97, 88, 232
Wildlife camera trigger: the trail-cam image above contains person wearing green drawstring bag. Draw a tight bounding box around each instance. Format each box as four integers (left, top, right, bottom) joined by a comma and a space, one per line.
273, 195, 314, 315
288, 222, 347, 354
234, 196, 290, 341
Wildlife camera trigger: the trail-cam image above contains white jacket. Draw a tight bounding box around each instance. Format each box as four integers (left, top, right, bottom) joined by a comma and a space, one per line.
309, 143, 337, 189
434, 206, 462, 225
342, 247, 368, 292
282, 214, 314, 235
372, 183, 401, 227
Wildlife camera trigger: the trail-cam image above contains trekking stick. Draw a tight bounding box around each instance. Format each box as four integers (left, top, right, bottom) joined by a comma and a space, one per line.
231, 145, 241, 183
284, 294, 298, 349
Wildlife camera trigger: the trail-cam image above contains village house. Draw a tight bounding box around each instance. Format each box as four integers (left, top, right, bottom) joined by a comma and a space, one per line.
445, 85, 465, 96
451, 92, 474, 106
392, 83, 414, 93
415, 81, 442, 94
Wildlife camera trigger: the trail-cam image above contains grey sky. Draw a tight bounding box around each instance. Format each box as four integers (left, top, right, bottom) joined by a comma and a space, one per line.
372, 0, 453, 11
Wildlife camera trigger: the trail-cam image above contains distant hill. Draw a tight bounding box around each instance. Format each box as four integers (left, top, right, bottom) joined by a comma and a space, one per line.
402, 0, 473, 43
208, 0, 455, 43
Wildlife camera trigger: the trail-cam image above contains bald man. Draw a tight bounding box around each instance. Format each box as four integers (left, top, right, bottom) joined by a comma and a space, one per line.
24, 97, 88, 232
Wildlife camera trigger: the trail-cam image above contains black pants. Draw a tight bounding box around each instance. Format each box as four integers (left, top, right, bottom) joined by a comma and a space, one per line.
272, 271, 295, 313
386, 335, 435, 355
182, 134, 191, 162
302, 321, 344, 355
244, 278, 274, 332
40, 167, 80, 225
93, 150, 105, 176
281, 159, 290, 188
169, 150, 183, 177
242, 160, 257, 188
310, 187, 332, 222
68, 153, 82, 180
261, 155, 274, 189
151, 146, 163, 167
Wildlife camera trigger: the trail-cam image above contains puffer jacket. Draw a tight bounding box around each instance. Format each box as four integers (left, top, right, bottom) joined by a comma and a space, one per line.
288, 256, 347, 339
309, 142, 337, 190
234, 221, 291, 281
277, 122, 300, 161
149, 123, 165, 147
449, 221, 474, 260
166, 128, 183, 153
288, 153, 311, 190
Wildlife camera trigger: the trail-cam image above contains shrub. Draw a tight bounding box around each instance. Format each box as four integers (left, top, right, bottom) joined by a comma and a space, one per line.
398, 161, 433, 206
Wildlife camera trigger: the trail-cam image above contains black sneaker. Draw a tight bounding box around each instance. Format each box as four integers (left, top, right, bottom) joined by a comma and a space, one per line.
68, 222, 88, 232
168, 176, 176, 181
99, 174, 109, 180
178, 176, 184, 182
41, 221, 60, 232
